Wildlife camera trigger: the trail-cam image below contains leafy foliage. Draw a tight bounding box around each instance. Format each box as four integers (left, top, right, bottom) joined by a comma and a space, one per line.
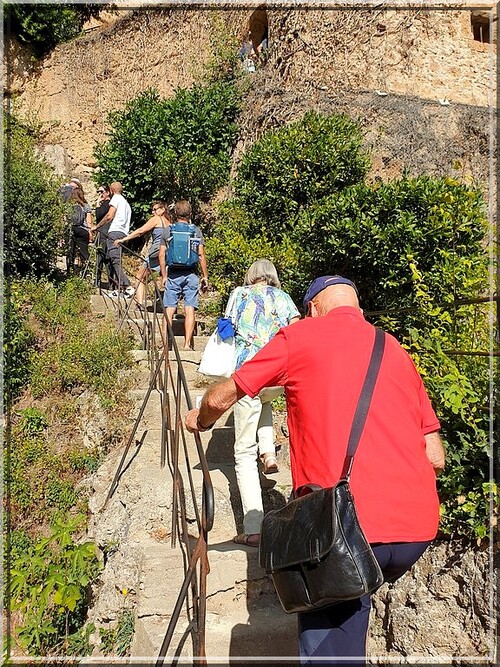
4, 114, 66, 279
7, 406, 83, 526
9, 514, 101, 654
204, 13, 241, 83
291, 175, 488, 311
94, 82, 241, 221
5, 4, 101, 57
234, 111, 370, 234
207, 110, 492, 539
7, 278, 134, 408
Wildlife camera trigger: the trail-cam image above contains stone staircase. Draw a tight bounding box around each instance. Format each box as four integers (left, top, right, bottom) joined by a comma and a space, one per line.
86, 293, 298, 662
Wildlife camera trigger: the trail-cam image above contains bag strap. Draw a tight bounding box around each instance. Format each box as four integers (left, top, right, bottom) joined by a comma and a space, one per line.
341, 327, 386, 481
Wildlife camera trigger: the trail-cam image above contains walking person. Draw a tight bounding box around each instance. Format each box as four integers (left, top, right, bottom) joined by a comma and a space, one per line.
114, 200, 171, 309
158, 200, 208, 350
227, 259, 299, 546
66, 185, 92, 276
94, 185, 113, 289
186, 275, 445, 664
91, 181, 133, 298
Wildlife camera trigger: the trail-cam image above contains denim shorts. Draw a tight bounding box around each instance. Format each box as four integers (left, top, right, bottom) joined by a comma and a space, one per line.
164, 271, 199, 308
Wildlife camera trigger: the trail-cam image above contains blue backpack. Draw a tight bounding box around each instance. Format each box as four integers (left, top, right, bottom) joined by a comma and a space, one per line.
166, 222, 200, 268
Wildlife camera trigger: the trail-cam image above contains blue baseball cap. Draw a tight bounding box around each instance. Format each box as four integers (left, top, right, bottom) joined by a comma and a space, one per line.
303, 275, 359, 311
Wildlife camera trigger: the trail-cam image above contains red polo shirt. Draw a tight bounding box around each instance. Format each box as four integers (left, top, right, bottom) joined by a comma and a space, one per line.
232, 306, 441, 543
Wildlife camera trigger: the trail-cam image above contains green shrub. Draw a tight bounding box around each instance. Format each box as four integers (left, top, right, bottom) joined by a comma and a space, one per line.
204, 201, 299, 304
94, 82, 241, 221
9, 514, 101, 655
290, 175, 488, 311
234, 111, 370, 234
5, 4, 100, 58
4, 115, 66, 279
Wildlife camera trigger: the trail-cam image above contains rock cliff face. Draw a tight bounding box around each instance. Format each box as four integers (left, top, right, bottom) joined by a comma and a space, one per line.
5, 5, 494, 193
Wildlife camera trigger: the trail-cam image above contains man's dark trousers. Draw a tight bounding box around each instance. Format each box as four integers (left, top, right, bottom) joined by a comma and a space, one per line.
106, 231, 130, 289
298, 541, 431, 665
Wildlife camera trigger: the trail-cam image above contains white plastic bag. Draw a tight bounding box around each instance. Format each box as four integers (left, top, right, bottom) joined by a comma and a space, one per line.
198, 330, 237, 378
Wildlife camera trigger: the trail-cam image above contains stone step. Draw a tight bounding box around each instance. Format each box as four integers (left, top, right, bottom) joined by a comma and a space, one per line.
129, 542, 298, 660
91, 292, 209, 343
88, 291, 298, 661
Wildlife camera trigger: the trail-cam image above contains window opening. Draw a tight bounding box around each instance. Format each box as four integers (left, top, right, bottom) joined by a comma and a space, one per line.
471, 12, 491, 44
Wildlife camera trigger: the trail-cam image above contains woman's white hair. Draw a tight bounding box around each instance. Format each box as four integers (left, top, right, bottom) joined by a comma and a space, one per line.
243, 258, 281, 288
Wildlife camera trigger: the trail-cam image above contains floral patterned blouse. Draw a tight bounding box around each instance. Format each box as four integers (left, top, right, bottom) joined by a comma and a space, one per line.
228, 283, 300, 370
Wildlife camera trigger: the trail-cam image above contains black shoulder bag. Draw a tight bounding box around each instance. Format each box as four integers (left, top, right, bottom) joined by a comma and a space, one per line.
259, 328, 386, 614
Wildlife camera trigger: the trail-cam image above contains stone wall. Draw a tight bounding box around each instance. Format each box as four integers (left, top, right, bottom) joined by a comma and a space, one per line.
268, 8, 494, 108
4, 6, 495, 192
369, 540, 493, 660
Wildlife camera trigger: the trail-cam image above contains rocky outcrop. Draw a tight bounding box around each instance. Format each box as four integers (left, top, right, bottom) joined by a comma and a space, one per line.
4, 5, 494, 193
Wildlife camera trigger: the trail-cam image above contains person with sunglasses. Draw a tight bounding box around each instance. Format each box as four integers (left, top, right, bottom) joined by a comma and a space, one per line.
94, 186, 113, 289
114, 200, 171, 308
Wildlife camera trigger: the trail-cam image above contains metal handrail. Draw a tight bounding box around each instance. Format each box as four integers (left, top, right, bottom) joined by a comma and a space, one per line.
95, 236, 215, 661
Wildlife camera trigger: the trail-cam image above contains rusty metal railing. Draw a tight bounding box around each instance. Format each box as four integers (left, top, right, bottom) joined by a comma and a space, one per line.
96, 236, 214, 661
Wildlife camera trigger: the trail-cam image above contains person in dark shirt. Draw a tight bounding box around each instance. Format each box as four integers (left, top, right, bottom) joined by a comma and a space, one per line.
67, 186, 92, 276
94, 185, 113, 288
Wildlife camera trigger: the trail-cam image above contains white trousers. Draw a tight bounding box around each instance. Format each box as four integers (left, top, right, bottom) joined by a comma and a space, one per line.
233, 389, 282, 534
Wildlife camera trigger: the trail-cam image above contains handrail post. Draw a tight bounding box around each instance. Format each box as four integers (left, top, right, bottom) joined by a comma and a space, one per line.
96, 238, 214, 661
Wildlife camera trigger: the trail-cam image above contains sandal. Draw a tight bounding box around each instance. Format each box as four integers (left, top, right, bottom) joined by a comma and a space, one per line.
261, 452, 279, 475
233, 533, 260, 547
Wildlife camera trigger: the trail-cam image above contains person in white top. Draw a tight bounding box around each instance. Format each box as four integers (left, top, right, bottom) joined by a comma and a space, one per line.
92, 181, 133, 297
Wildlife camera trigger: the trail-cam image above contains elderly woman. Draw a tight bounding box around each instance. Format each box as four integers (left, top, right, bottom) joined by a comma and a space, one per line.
228, 259, 300, 547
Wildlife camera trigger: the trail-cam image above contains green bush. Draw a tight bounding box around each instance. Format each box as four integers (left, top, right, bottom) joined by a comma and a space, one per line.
9, 514, 101, 655
4, 114, 66, 279
234, 111, 370, 234
5, 4, 100, 58
290, 175, 488, 311
94, 82, 241, 221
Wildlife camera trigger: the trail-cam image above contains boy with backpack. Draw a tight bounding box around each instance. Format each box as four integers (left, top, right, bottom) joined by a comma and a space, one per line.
159, 200, 208, 350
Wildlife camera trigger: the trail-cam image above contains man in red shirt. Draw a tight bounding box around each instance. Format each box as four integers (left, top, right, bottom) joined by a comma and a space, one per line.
186, 275, 445, 664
